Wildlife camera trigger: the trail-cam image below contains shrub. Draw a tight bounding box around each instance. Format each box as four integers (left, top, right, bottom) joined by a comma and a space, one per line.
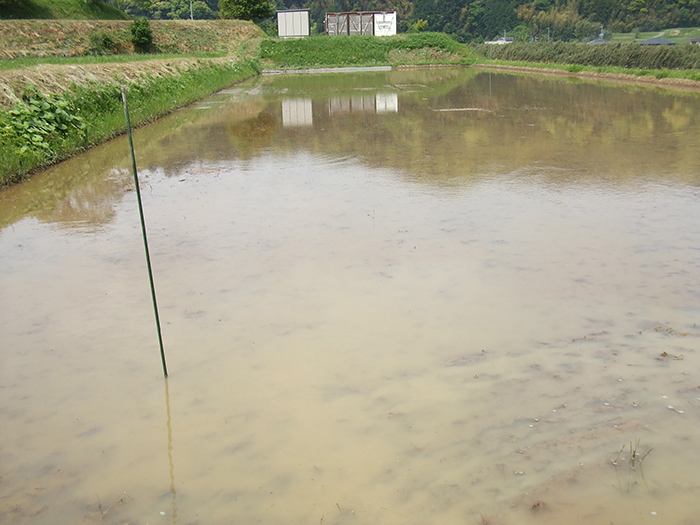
130, 17, 153, 53
408, 19, 428, 33
88, 31, 118, 55
219, 0, 274, 21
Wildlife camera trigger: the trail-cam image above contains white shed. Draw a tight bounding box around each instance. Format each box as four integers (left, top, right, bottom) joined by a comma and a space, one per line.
277, 10, 310, 39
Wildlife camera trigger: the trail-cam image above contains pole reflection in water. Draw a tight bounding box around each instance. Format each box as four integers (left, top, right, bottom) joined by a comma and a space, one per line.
163, 378, 178, 524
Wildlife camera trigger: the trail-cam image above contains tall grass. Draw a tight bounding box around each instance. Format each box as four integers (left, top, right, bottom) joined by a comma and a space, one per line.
0, 59, 260, 186
0, 53, 228, 71
474, 41, 700, 71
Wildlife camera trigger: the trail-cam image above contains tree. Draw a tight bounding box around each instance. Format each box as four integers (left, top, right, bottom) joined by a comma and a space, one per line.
0, 0, 26, 11
480, 0, 517, 39
150, 0, 214, 18
218, 0, 274, 20
130, 17, 153, 52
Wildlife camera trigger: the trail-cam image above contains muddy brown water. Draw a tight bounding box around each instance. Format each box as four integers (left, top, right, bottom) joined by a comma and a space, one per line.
1, 68, 700, 524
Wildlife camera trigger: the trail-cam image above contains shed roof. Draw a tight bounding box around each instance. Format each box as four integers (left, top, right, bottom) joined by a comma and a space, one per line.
640, 37, 675, 45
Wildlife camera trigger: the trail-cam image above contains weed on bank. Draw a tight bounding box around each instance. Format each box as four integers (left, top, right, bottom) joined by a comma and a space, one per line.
0, 59, 260, 186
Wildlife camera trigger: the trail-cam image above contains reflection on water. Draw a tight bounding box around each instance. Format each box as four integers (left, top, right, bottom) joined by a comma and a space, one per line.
282, 98, 313, 127
329, 92, 399, 115
163, 378, 178, 523
1, 69, 700, 524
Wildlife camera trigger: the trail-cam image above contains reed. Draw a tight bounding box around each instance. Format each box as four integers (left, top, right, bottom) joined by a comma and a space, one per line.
611, 438, 652, 492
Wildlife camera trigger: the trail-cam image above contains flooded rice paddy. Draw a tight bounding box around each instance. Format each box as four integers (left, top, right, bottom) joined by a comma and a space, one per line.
1, 68, 700, 524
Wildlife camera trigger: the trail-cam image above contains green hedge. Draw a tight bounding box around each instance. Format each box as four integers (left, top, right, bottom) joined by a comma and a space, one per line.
474, 41, 700, 70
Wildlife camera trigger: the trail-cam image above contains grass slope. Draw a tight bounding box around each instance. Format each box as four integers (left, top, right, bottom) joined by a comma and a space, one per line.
610, 27, 700, 44
0, 59, 260, 185
259, 33, 479, 69
0, 19, 263, 60
0, 0, 127, 20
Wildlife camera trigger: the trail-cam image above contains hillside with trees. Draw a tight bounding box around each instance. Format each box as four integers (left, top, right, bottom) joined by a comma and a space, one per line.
2, 0, 699, 43
109, 0, 700, 42
296, 0, 700, 41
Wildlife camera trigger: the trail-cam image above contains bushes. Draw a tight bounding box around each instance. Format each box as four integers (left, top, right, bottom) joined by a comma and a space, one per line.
474, 41, 700, 70
88, 31, 119, 55
130, 17, 153, 53
219, 0, 274, 21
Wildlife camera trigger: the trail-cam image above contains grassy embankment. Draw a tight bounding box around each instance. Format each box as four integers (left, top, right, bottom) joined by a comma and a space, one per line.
473, 31, 700, 82
0, 19, 265, 185
259, 32, 477, 69
0, 59, 260, 185
609, 27, 700, 44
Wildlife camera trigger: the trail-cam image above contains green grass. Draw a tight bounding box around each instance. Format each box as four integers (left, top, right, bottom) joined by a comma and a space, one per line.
0, 0, 127, 20
0, 52, 228, 71
474, 41, 700, 71
259, 33, 478, 69
0, 59, 260, 186
475, 58, 700, 82
610, 27, 700, 44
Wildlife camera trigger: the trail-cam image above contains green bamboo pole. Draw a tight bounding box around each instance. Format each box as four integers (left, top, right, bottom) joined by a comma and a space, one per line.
121, 87, 168, 378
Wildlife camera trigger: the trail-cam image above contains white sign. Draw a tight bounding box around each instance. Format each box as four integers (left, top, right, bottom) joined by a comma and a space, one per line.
374, 12, 396, 36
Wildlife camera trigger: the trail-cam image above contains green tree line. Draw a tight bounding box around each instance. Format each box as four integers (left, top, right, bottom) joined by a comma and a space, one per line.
81, 0, 700, 41
100, 0, 276, 20
292, 0, 700, 41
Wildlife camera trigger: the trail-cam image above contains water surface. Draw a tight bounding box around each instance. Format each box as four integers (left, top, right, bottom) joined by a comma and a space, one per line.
1, 68, 700, 524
